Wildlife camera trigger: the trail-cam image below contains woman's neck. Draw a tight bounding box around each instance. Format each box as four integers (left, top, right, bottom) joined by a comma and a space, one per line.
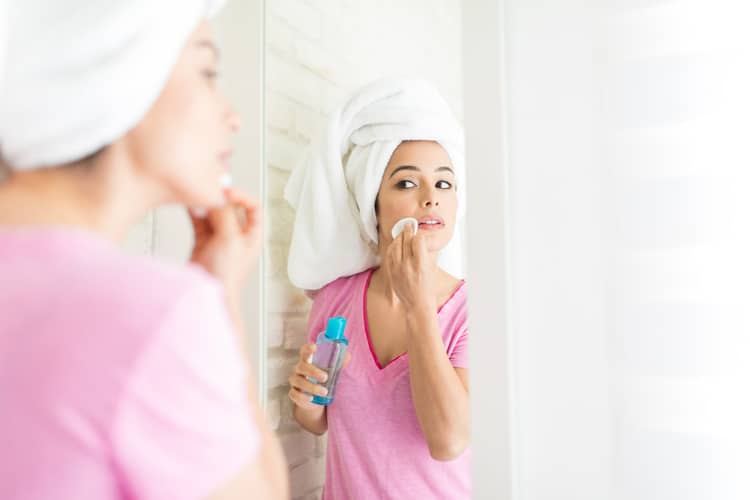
0, 160, 162, 242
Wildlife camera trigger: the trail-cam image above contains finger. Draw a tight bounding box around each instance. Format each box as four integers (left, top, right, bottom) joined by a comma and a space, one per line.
187, 210, 212, 246
402, 220, 414, 260
289, 374, 329, 397
295, 359, 329, 383
387, 238, 402, 282
288, 387, 314, 407
225, 189, 263, 235
392, 231, 404, 265
382, 238, 395, 271
300, 343, 317, 364
298, 344, 329, 382
396, 228, 409, 262
412, 231, 426, 262
206, 203, 240, 238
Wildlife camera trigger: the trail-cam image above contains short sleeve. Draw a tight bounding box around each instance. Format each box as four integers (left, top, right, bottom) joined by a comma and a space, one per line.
449, 326, 469, 369
445, 286, 469, 369
111, 279, 260, 500
306, 285, 331, 345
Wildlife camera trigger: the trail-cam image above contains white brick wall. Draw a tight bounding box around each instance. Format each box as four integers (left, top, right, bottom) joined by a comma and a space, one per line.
265, 1, 462, 497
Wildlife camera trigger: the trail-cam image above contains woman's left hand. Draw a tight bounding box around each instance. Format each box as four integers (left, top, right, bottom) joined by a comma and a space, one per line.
383, 224, 436, 313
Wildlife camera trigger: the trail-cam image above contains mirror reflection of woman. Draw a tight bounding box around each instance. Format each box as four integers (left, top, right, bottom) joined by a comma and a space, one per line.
285, 80, 471, 499
0, 1, 286, 498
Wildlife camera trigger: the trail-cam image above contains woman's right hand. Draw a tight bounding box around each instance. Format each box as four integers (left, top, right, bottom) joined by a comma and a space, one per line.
188, 188, 263, 300
288, 343, 350, 411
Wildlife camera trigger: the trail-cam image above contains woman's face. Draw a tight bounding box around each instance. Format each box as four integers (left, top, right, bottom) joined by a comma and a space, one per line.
124, 21, 239, 207
376, 140, 458, 253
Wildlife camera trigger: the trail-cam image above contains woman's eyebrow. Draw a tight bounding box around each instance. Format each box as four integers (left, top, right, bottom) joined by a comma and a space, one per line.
389, 165, 454, 178
389, 165, 420, 178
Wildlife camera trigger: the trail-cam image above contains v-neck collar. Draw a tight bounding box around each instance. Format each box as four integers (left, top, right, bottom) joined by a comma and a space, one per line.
361, 268, 466, 371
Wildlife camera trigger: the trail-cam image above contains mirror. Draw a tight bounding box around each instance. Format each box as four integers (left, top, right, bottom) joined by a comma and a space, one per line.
263, 1, 470, 498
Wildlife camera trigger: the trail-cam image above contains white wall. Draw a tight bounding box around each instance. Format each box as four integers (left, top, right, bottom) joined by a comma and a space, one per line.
504, 1, 750, 498
264, 1, 463, 498
602, 2, 750, 499
505, 2, 613, 498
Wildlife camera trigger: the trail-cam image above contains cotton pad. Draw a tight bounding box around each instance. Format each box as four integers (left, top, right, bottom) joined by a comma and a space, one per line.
391, 217, 419, 239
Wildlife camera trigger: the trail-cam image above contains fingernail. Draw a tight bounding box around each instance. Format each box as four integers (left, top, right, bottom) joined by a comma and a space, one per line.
190, 208, 207, 218
319, 387, 329, 396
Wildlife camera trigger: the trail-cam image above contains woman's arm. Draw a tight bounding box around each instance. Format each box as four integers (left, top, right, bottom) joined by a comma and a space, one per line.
293, 403, 328, 436
220, 298, 289, 499
405, 307, 470, 461
208, 364, 290, 500
384, 227, 470, 461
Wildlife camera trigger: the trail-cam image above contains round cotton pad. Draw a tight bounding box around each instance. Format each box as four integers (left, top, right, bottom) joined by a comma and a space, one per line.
391, 217, 419, 239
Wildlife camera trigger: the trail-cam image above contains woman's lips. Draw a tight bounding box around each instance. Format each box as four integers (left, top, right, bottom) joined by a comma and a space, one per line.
417, 215, 445, 230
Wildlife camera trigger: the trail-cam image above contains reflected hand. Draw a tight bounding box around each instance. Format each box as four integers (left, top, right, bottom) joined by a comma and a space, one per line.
288, 343, 351, 410
383, 225, 436, 313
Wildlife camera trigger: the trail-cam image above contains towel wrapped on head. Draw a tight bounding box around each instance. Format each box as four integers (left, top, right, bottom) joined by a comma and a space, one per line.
284, 78, 466, 292
0, 0, 225, 170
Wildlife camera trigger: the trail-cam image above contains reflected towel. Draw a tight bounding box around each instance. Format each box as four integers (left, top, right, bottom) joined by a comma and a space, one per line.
284, 78, 465, 291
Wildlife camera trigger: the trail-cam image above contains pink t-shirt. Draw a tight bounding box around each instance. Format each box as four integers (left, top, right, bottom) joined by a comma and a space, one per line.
307, 269, 471, 500
0, 229, 260, 500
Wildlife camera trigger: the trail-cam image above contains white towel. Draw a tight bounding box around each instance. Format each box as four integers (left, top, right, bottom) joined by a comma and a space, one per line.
0, 0, 225, 170
284, 78, 466, 291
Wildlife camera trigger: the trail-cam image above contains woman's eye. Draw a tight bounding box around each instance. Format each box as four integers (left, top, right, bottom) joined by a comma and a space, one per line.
397, 180, 417, 189
436, 180, 453, 189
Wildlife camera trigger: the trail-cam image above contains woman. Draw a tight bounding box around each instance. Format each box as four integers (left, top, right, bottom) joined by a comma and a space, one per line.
0, 1, 287, 499
285, 79, 470, 499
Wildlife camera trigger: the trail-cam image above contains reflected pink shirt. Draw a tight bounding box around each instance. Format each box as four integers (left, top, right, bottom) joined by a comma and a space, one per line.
307, 269, 471, 500
0, 229, 259, 500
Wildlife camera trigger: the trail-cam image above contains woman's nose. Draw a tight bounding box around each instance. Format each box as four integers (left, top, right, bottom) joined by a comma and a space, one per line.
422, 192, 439, 208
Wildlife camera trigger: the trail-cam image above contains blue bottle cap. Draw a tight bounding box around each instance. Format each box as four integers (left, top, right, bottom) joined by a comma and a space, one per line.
325, 316, 348, 343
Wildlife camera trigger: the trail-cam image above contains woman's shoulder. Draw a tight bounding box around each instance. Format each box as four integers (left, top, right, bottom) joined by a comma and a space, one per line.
4, 227, 222, 322
103, 256, 224, 331
0, 228, 237, 400
308, 268, 373, 303
438, 272, 468, 317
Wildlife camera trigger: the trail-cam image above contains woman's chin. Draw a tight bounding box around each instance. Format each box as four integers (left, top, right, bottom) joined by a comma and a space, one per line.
175, 187, 224, 210
419, 231, 452, 251
425, 239, 451, 254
